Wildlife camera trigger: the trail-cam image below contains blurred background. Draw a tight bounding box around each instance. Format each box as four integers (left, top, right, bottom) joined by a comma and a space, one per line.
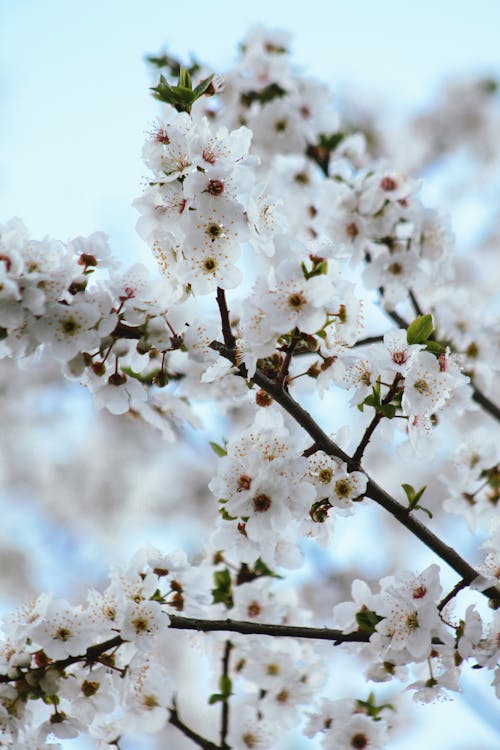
1, 1, 499, 748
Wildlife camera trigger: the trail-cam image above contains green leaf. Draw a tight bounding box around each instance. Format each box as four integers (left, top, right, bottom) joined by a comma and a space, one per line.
414, 505, 433, 519
178, 66, 192, 90
424, 340, 446, 354
211, 568, 233, 608
210, 441, 227, 457
401, 483, 416, 503
402, 483, 427, 508
406, 314, 434, 345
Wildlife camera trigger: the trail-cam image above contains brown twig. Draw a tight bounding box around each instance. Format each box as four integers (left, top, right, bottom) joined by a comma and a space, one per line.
437, 579, 470, 612
351, 373, 402, 465
216, 287, 236, 350
220, 641, 233, 749
169, 698, 221, 750
277, 327, 299, 389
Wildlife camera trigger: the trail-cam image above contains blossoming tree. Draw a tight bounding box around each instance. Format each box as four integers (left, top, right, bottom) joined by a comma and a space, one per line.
0, 26, 499, 750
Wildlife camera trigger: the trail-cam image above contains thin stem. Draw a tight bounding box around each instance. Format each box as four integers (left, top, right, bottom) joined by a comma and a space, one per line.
351, 374, 402, 464
437, 579, 470, 612
169, 698, 221, 750
353, 335, 384, 347
471, 385, 500, 422
277, 328, 299, 389
220, 641, 233, 749
409, 289, 424, 317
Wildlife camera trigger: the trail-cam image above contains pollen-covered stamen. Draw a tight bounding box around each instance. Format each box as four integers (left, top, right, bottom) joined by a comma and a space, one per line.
152, 126, 170, 144
59, 318, 80, 335
412, 584, 427, 599
288, 291, 307, 310
54, 626, 72, 642
346, 222, 359, 239
143, 695, 159, 709
406, 611, 419, 631
276, 688, 289, 703
247, 600, 261, 618
392, 350, 408, 365
319, 468, 334, 484
81, 680, 99, 697
242, 732, 257, 748
351, 733, 368, 749
237, 474, 252, 491
205, 222, 224, 240
380, 176, 398, 191
203, 257, 217, 271
335, 479, 351, 498
253, 493, 272, 512
205, 179, 225, 196
202, 148, 217, 165
131, 616, 150, 633
413, 378, 429, 394
388, 261, 403, 275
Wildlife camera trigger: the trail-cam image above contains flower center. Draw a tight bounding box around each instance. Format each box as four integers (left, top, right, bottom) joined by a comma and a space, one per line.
388, 261, 403, 275
253, 493, 272, 512
288, 291, 306, 309
380, 176, 397, 191
247, 600, 262, 618
413, 378, 429, 394
351, 733, 368, 749
206, 179, 224, 196
335, 479, 351, 498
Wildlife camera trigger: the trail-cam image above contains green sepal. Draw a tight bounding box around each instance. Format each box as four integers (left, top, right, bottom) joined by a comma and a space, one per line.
318, 132, 346, 151
208, 693, 224, 704
356, 691, 395, 720
355, 609, 384, 634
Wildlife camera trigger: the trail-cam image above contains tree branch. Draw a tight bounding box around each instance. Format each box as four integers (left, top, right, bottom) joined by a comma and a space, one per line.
168, 614, 370, 643
277, 327, 299, 389
216, 287, 236, 350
